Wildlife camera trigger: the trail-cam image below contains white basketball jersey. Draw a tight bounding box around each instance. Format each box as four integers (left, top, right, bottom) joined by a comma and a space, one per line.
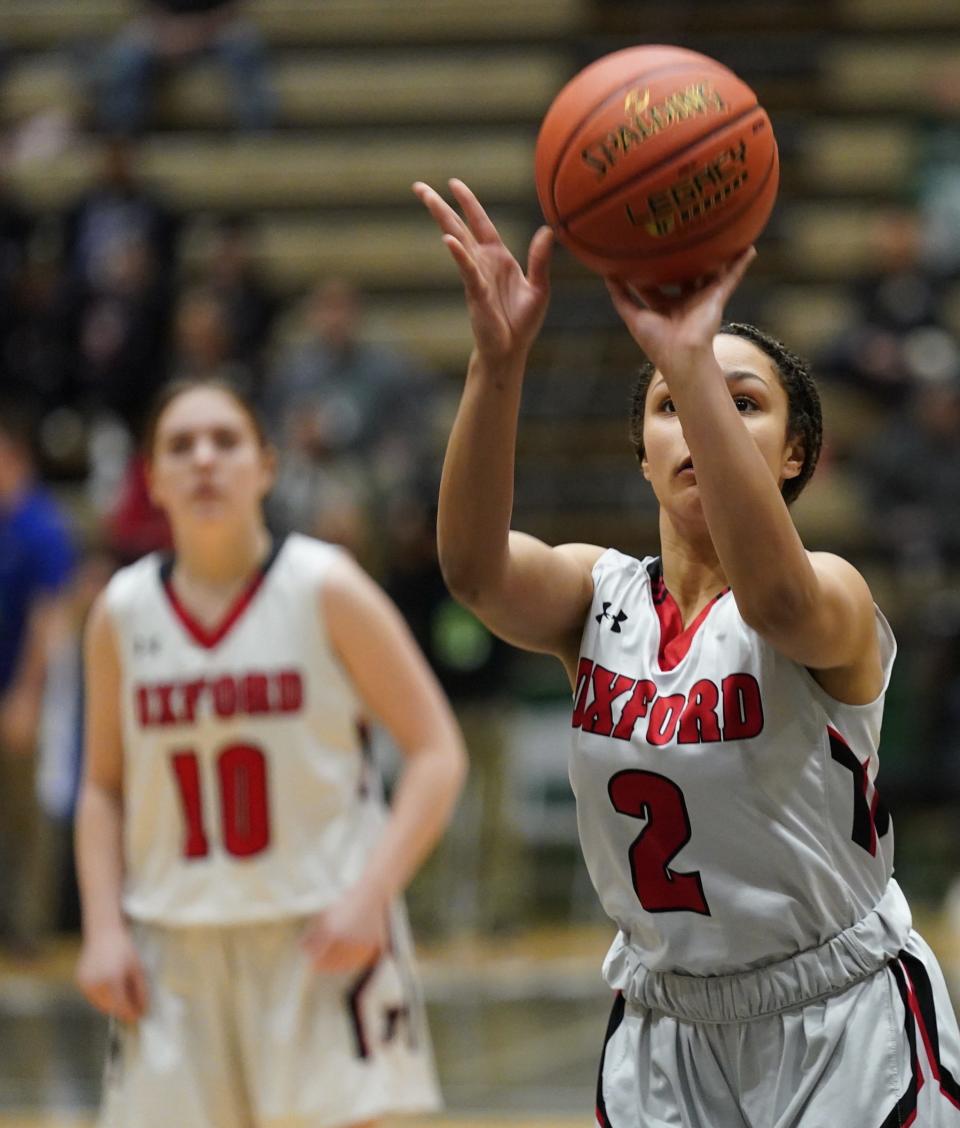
570, 549, 897, 976
104, 533, 385, 926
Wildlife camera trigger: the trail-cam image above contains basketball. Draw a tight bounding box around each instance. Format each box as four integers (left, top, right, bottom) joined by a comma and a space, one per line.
534, 45, 779, 290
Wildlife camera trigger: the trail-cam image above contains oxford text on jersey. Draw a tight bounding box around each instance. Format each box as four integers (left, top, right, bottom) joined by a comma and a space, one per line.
135, 669, 305, 727
572, 659, 763, 745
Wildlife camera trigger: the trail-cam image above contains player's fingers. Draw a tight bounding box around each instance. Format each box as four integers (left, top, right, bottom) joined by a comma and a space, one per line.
633, 287, 675, 315
443, 234, 477, 278
126, 962, 150, 1018
300, 923, 330, 957
307, 939, 347, 972
108, 977, 139, 1024
81, 980, 114, 1016
449, 179, 501, 244
606, 277, 652, 316
605, 277, 663, 315
412, 181, 473, 246
312, 942, 378, 974
606, 280, 668, 347
443, 237, 492, 305
526, 226, 554, 289
713, 246, 757, 303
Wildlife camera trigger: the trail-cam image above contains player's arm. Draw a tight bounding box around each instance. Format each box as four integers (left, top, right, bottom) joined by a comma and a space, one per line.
302, 554, 468, 972
74, 595, 148, 1022
607, 259, 882, 693
415, 179, 600, 663
698, 437, 880, 690
439, 347, 603, 657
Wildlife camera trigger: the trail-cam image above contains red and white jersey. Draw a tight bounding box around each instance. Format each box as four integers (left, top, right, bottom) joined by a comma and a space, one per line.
104, 533, 384, 926
570, 549, 897, 976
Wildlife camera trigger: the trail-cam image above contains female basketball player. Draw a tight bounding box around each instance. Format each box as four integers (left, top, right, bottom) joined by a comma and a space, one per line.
75, 377, 467, 1128
415, 177, 960, 1127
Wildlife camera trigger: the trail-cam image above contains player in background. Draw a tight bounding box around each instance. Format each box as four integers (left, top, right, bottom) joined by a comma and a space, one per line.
75, 377, 467, 1128
415, 177, 960, 1126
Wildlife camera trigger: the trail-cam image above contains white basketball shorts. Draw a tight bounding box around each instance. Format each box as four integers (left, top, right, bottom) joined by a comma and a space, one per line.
98, 910, 441, 1128
596, 928, 960, 1127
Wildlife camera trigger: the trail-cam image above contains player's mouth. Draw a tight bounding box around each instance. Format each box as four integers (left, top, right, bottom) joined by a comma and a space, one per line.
676, 457, 695, 477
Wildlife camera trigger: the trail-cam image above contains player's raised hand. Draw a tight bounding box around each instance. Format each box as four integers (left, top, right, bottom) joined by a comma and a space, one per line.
605, 247, 757, 379
413, 178, 554, 365
75, 926, 149, 1024
301, 885, 389, 974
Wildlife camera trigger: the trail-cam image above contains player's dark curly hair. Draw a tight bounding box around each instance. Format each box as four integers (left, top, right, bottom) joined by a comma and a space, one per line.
627, 322, 822, 505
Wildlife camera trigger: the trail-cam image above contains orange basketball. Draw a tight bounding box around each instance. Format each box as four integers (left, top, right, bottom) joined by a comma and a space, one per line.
534, 45, 779, 290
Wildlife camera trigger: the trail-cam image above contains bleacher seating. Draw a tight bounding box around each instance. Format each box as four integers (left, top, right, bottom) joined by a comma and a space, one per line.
3, 0, 960, 556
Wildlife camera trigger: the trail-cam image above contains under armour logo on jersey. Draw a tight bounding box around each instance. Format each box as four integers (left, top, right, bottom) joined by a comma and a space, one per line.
133, 635, 162, 657
596, 603, 628, 632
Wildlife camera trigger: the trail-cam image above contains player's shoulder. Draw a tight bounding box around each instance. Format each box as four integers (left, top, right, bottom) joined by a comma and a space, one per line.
277, 531, 350, 580
588, 546, 659, 585
806, 549, 866, 579
806, 550, 875, 605
103, 552, 162, 611
274, 534, 364, 610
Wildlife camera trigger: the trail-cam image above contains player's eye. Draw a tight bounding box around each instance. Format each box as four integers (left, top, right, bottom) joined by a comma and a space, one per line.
167, 434, 193, 454
213, 429, 240, 450
733, 395, 758, 413
660, 397, 677, 414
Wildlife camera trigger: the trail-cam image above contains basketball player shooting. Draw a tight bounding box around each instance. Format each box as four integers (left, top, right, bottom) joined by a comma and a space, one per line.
415, 176, 960, 1127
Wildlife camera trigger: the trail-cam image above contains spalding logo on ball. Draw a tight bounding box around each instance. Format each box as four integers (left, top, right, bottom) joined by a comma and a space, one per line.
534, 45, 779, 289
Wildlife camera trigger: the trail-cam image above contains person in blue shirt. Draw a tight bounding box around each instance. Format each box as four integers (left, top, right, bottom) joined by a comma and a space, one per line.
0, 399, 75, 956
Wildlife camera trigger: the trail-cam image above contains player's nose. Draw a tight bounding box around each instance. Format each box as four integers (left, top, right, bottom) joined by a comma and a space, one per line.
191, 435, 217, 465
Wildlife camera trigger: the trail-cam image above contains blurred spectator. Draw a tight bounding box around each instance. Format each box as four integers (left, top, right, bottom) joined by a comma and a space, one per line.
58, 140, 178, 432
917, 63, 960, 275
36, 549, 117, 935
61, 138, 179, 293
268, 278, 442, 547
102, 451, 172, 563
383, 492, 526, 936
0, 162, 34, 345
0, 153, 51, 412
2, 261, 74, 426
912, 589, 960, 800
858, 368, 960, 570
70, 232, 173, 434
170, 283, 255, 390
1, 139, 76, 423
99, 0, 275, 136
818, 210, 946, 409
0, 400, 75, 957
89, 284, 244, 563
198, 214, 277, 380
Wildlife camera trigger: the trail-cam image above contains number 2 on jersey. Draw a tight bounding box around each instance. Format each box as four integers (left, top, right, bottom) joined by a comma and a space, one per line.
171, 743, 271, 859
608, 769, 710, 915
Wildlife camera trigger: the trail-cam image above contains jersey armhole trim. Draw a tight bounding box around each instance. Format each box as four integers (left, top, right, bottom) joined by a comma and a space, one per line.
797, 606, 897, 714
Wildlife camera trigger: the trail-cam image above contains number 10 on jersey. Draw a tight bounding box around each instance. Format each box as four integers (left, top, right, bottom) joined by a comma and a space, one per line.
171, 744, 272, 859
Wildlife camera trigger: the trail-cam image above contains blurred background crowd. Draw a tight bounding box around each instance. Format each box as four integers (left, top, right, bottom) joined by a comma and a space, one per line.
2, 0, 960, 973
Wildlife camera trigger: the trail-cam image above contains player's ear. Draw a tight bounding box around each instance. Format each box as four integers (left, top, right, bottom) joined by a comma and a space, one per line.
639, 451, 651, 481
781, 433, 804, 482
